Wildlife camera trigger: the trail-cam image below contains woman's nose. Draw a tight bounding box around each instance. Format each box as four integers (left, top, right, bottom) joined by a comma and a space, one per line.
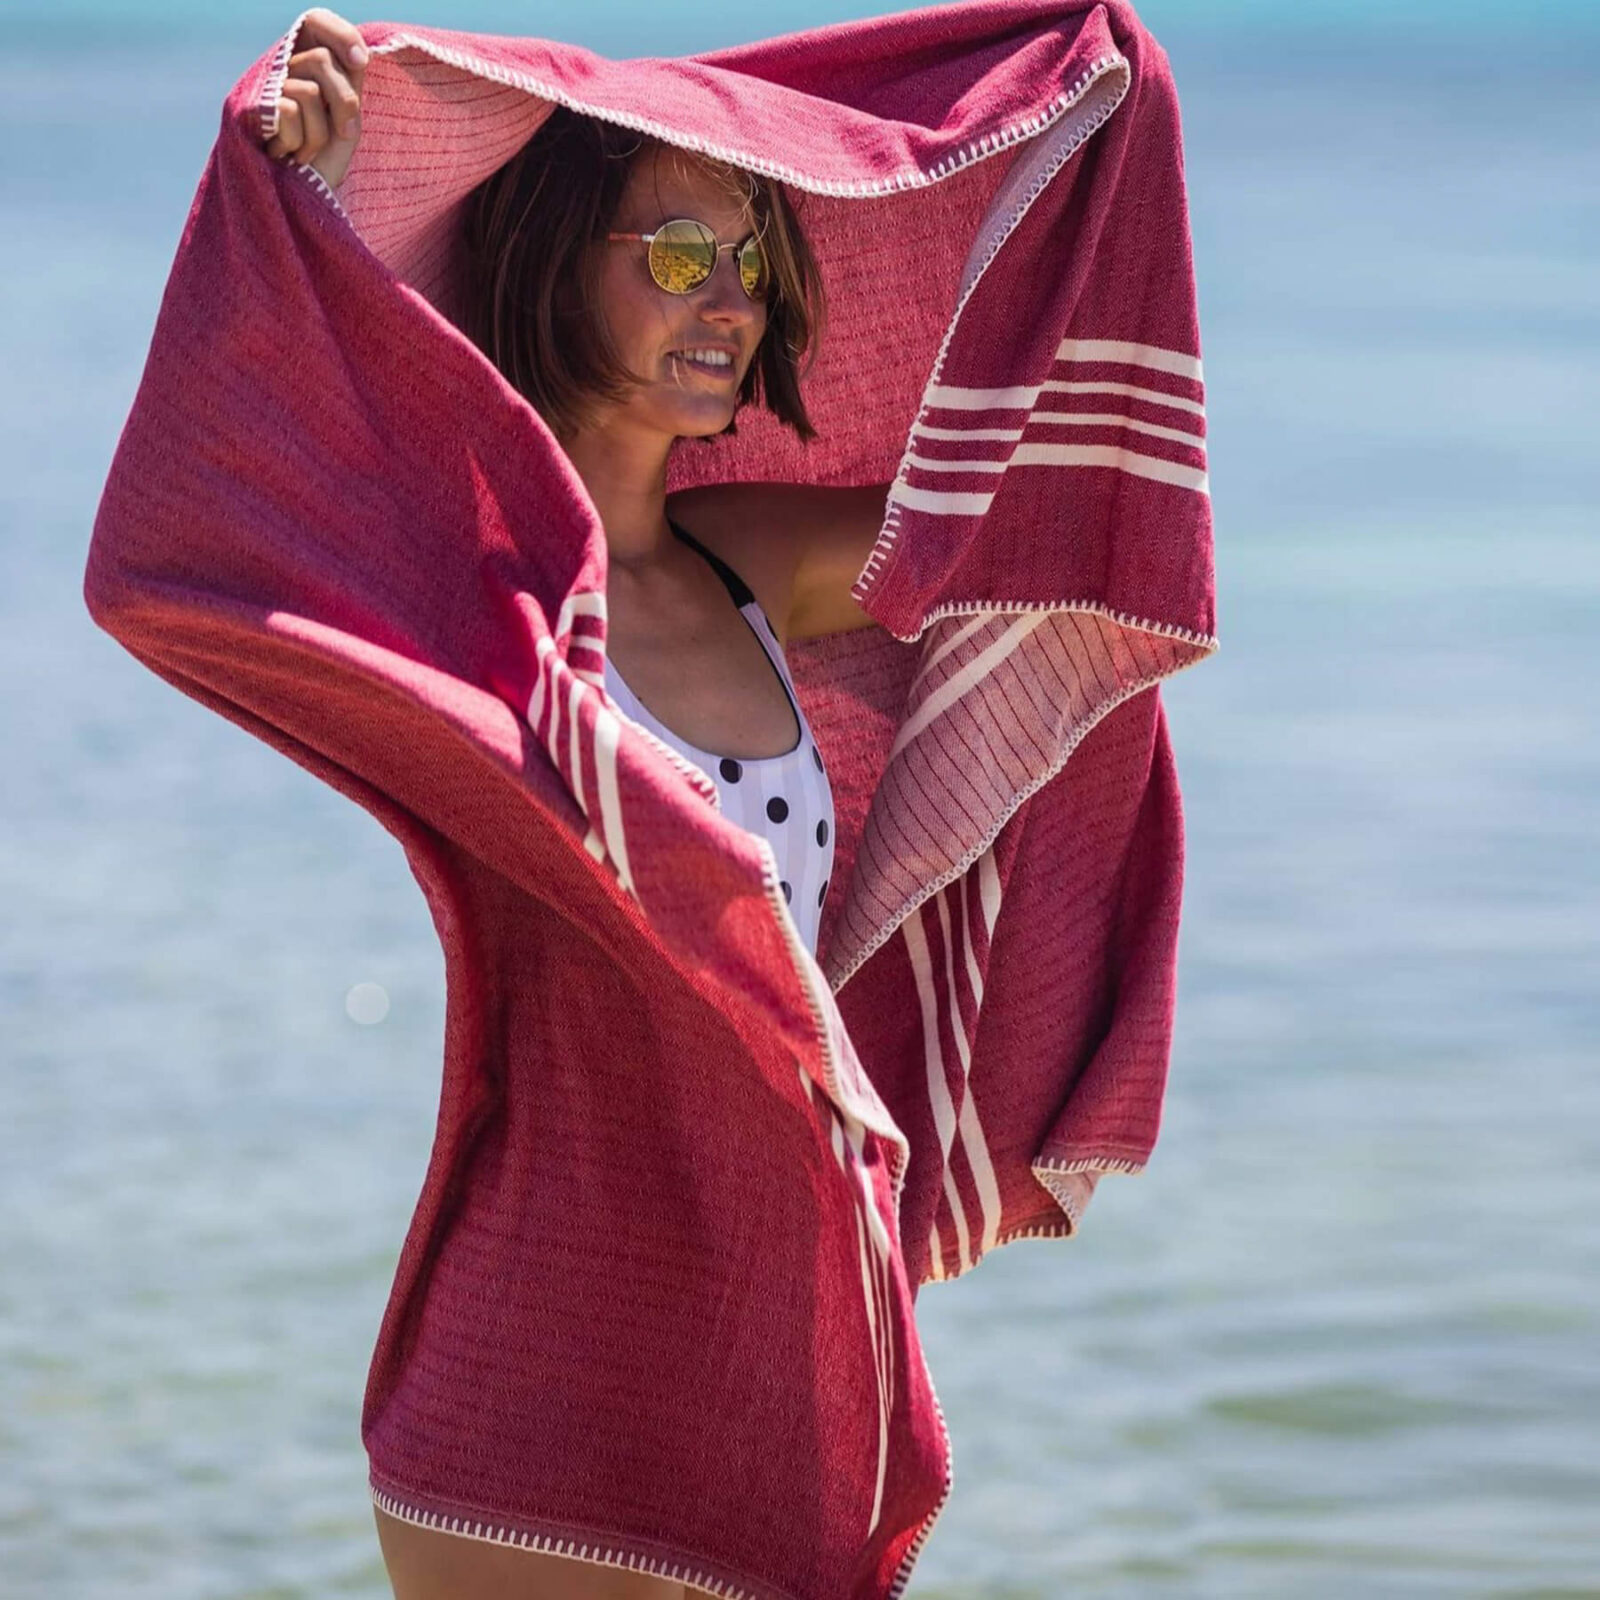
697, 251, 759, 315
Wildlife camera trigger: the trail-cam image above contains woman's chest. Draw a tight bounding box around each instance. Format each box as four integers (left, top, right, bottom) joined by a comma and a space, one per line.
604, 587, 801, 762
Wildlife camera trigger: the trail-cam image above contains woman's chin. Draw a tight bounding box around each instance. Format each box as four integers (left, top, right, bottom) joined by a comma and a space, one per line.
664, 401, 740, 439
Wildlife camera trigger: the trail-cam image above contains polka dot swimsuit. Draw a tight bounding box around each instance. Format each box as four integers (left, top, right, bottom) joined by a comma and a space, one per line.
602, 518, 837, 957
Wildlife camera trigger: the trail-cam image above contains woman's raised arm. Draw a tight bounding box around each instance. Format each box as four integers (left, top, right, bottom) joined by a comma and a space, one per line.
785, 482, 892, 641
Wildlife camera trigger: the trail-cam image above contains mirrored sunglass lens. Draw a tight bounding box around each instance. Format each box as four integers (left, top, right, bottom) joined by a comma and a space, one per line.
738, 237, 769, 298
650, 220, 716, 293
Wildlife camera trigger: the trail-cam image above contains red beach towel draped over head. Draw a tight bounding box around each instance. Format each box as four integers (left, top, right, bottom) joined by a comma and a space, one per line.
84, 2, 1217, 1594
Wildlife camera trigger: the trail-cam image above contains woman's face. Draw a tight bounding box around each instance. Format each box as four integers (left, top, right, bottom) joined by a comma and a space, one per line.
587, 145, 769, 446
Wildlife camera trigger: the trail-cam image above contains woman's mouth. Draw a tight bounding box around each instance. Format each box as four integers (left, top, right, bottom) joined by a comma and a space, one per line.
670, 348, 738, 380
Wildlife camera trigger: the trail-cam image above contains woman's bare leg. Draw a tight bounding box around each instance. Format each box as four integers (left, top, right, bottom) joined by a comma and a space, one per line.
374, 1503, 689, 1599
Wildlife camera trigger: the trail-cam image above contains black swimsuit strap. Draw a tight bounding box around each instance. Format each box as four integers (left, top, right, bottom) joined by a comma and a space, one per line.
666, 515, 756, 609
665, 514, 798, 730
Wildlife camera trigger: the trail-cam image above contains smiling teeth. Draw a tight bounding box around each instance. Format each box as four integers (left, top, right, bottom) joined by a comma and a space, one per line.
676, 348, 732, 366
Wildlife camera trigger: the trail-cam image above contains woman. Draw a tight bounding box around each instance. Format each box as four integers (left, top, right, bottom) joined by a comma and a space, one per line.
83, 0, 1214, 1587
265, 10, 888, 1597
86, 6, 1227, 1595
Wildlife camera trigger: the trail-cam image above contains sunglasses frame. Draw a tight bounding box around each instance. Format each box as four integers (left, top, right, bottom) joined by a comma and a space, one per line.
604, 217, 771, 302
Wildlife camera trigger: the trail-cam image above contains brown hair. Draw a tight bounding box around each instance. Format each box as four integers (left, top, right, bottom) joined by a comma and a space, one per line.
458, 105, 826, 445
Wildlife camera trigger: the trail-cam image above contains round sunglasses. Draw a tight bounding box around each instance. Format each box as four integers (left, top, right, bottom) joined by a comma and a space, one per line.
605, 217, 770, 301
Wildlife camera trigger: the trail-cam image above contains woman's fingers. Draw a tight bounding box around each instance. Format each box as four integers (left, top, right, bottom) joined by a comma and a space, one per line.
263, 92, 296, 161
295, 8, 370, 78
258, 15, 370, 189
289, 45, 362, 141
278, 76, 332, 161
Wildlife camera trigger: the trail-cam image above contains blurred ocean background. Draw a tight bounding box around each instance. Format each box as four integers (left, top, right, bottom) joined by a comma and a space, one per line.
3, 0, 1597, 1595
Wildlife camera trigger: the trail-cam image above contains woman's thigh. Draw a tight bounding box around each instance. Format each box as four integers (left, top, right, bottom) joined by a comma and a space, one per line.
374, 1503, 689, 1600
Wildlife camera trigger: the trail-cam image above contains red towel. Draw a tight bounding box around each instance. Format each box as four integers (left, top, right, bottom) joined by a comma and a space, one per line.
84, 3, 1216, 1594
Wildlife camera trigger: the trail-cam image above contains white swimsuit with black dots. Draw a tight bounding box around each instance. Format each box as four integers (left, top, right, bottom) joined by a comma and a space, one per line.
602, 517, 837, 957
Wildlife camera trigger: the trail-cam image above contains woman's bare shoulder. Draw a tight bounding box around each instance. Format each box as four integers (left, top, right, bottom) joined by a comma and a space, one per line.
664, 480, 889, 643
663, 481, 812, 642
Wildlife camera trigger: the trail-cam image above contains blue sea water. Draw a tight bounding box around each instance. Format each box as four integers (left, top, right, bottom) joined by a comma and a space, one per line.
2, 5, 1598, 1597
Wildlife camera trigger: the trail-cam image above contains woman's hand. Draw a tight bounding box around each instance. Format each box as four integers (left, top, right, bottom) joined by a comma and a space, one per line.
261, 9, 369, 190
